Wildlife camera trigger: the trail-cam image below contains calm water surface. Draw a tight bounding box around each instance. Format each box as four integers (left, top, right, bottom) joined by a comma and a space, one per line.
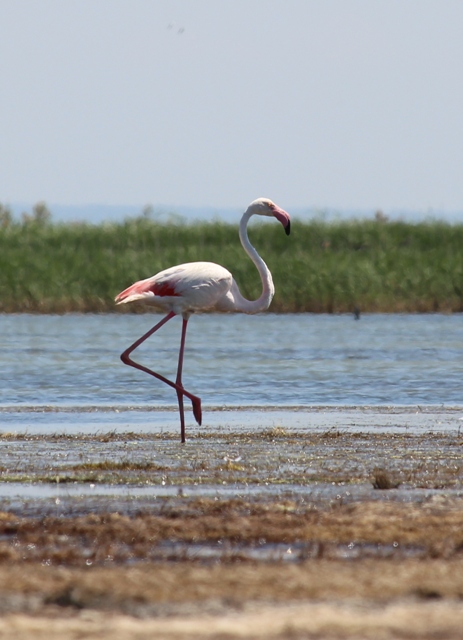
0, 313, 461, 409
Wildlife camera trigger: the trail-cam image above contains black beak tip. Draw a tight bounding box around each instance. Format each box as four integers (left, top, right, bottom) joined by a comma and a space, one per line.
285, 220, 291, 236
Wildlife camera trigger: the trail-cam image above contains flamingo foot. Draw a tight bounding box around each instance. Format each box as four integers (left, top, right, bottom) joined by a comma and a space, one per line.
191, 396, 202, 425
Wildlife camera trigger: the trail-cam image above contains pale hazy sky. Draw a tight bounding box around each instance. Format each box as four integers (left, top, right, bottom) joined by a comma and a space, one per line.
1, 0, 462, 213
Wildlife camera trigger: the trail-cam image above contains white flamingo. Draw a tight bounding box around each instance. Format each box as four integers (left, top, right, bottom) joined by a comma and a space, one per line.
115, 197, 291, 442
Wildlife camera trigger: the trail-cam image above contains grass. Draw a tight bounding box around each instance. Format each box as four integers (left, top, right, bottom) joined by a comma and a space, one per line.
1, 212, 463, 313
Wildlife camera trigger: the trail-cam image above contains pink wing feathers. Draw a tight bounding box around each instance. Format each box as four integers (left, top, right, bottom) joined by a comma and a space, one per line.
115, 277, 180, 304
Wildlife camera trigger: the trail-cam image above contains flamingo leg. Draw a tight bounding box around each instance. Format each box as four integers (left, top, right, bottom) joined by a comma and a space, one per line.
175, 316, 189, 443
120, 311, 202, 442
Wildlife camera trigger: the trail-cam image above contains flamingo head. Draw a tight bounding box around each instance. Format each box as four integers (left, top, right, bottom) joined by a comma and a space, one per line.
247, 198, 291, 235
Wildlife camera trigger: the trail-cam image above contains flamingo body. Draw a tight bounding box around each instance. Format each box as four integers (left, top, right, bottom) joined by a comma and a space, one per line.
116, 198, 291, 442
115, 261, 233, 315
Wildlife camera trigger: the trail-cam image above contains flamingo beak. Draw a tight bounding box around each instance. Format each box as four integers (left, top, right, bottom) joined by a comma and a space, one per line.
272, 206, 291, 236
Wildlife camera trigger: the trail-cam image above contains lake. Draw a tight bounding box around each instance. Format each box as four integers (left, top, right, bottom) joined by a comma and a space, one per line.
0, 313, 461, 432
0, 312, 462, 507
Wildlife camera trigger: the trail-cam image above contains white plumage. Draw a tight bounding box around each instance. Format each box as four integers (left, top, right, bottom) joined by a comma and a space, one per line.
116, 261, 233, 314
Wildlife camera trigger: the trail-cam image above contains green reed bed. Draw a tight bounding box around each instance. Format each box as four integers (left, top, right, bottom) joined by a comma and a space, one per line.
1, 215, 462, 313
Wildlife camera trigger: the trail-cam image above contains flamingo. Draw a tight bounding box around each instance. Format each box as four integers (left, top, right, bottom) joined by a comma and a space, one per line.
115, 197, 291, 442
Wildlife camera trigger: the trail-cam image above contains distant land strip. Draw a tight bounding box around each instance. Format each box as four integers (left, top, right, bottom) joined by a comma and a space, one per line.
1, 212, 462, 314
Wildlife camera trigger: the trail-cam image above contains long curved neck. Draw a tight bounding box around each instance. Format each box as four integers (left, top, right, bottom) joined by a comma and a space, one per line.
232, 210, 275, 314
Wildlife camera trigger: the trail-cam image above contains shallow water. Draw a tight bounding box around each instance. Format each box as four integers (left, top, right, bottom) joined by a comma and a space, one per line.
0, 314, 462, 578
1, 313, 462, 411
0, 405, 462, 436
1, 311, 462, 449
1, 480, 462, 505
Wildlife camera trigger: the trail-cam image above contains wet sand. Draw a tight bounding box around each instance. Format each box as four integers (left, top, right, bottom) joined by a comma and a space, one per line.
0, 406, 462, 638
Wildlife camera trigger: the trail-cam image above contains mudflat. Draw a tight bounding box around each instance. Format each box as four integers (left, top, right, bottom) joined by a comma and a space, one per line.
0, 417, 462, 639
